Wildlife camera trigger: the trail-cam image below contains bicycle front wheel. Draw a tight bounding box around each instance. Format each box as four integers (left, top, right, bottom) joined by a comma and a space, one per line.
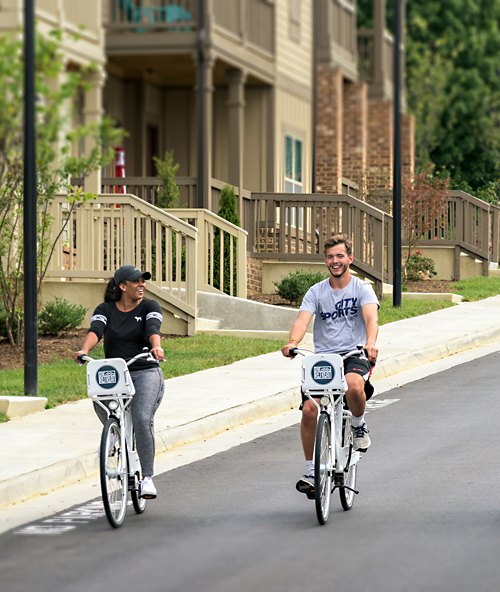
339, 414, 357, 511
314, 413, 333, 525
100, 417, 128, 528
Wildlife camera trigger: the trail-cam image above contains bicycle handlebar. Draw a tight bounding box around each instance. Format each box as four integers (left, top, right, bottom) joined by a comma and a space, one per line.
77, 347, 158, 366
288, 347, 367, 360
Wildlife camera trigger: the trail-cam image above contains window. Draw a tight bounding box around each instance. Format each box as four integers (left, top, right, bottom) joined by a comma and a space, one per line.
284, 134, 303, 227
284, 134, 303, 194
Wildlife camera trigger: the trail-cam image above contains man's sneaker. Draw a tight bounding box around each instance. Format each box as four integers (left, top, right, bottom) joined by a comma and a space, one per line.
140, 476, 157, 499
353, 423, 371, 452
296, 475, 315, 495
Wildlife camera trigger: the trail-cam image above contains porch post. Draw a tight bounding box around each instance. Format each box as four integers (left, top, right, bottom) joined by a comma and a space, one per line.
227, 68, 246, 214
196, 0, 214, 211
84, 68, 105, 194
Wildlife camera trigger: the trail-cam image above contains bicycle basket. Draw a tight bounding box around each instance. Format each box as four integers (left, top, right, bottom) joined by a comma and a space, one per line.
301, 353, 347, 394
86, 358, 135, 399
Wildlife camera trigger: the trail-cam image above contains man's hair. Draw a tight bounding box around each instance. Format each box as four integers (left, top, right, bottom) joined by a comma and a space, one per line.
324, 234, 352, 256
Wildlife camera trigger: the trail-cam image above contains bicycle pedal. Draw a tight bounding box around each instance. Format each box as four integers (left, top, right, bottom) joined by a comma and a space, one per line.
140, 493, 157, 500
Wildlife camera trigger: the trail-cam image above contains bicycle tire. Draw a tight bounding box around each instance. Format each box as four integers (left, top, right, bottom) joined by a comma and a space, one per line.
130, 433, 147, 514
339, 414, 357, 511
314, 412, 333, 525
100, 417, 128, 528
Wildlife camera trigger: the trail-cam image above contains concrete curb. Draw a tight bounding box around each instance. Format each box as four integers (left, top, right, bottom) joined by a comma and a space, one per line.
374, 325, 500, 380
0, 387, 300, 509
1, 323, 499, 509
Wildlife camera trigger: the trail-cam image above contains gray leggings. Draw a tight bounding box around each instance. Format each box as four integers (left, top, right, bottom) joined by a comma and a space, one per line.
94, 366, 165, 477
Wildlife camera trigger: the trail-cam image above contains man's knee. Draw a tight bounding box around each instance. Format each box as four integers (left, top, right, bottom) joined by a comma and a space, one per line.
301, 401, 318, 424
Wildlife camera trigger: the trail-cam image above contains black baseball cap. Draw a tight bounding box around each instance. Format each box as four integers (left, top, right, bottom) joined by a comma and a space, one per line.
114, 265, 151, 285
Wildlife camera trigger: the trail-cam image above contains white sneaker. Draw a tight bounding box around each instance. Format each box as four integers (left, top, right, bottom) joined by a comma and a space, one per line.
140, 476, 157, 499
353, 423, 371, 452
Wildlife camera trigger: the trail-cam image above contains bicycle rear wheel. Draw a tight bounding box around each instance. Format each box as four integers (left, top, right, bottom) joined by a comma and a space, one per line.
339, 414, 357, 511
100, 417, 128, 528
314, 413, 333, 525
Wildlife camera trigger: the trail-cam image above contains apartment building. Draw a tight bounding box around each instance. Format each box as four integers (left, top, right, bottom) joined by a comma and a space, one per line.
0, 0, 106, 193
0, 0, 413, 208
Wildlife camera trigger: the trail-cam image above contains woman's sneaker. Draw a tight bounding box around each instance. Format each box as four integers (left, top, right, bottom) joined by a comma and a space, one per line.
140, 476, 157, 499
353, 423, 371, 452
296, 475, 315, 495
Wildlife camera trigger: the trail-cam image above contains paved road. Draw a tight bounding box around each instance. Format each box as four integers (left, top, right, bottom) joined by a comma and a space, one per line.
2, 351, 500, 592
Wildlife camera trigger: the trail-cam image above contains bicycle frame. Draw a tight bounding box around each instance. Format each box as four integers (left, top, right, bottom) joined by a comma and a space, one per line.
301, 352, 361, 478
79, 350, 156, 526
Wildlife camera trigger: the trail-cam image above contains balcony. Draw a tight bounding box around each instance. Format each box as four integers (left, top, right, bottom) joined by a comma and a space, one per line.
104, 0, 275, 64
317, 0, 358, 81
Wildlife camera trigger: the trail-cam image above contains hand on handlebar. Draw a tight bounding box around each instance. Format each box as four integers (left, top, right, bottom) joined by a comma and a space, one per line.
364, 343, 378, 365
281, 342, 298, 358
149, 345, 164, 362
74, 350, 89, 365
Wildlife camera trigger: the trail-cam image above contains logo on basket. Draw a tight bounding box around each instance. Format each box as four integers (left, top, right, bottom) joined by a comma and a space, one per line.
96, 366, 119, 389
311, 361, 334, 385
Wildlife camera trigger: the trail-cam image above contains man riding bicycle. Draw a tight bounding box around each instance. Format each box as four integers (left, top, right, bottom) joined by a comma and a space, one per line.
281, 234, 379, 496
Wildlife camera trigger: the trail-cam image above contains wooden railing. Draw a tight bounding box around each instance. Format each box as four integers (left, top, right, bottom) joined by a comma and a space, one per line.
45, 194, 198, 324
169, 209, 248, 297
317, 0, 358, 78
248, 193, 392, 294
407, 190, 493, 265
105, 0, 196, 32
101, 176, 252, 227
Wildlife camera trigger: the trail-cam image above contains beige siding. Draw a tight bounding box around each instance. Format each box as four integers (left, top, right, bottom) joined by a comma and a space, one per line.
275, 0, 313, 88
163, 89, 196, 177
275, 89, 312, 192
244, 87, 271, 192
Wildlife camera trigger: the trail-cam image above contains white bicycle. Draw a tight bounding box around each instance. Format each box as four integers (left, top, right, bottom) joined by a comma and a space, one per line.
291, 347, 367, 525
78, 349, 156, 528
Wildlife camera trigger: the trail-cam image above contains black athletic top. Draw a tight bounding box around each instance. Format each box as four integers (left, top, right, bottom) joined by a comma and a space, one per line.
88, 300, 163, 370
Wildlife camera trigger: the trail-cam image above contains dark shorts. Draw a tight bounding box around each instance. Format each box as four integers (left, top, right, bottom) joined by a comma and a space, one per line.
300, 355, 374, 408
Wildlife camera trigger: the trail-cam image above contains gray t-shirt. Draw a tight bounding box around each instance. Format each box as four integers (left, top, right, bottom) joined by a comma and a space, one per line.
300, 276, 379, 353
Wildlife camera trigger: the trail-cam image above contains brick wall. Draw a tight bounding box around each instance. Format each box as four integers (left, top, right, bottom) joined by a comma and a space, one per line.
246, 256, 262, 296
366, 98, 393, 191
315, 64, 343, 194
402, 112, 415, 180
342, 80, 368, 193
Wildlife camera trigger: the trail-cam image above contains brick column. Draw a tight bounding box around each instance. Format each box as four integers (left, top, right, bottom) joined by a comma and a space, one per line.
402, 112, 415, 180
342, 80, 368, 193
315, 65, 343, 194
367, 98, 393, 191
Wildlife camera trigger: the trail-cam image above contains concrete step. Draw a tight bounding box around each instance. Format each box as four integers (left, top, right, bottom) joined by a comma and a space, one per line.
195, 317, 221, 331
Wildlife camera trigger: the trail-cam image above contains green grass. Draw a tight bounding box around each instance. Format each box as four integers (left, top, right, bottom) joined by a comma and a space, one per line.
1, 275, 499, 415
0, 335, 284, 408
450, 276, 500, 301
378, 298, 455, 324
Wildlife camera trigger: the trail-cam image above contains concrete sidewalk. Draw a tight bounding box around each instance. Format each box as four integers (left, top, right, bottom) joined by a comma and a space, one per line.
1, 296, 500, 509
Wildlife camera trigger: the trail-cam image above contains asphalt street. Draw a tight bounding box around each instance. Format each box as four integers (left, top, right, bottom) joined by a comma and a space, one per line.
2, 349, 500, 592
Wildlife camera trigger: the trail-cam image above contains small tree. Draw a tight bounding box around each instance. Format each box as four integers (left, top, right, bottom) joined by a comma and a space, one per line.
402, 168, 450, 278
0, 29, 123, 345
214, 185, 240, 295
153, 150, 180, 208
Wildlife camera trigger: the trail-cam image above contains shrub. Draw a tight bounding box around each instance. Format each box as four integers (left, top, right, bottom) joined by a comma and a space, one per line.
154, 150, 180, 209
38, 298, 86, 336
214, 185, 241, 296
0, 304, 23, 342
274, 270, 327, 305
405, 250, 437, 281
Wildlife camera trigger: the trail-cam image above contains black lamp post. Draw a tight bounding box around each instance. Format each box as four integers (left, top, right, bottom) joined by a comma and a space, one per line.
24, 0, 38, 395
392, 0, 402, 307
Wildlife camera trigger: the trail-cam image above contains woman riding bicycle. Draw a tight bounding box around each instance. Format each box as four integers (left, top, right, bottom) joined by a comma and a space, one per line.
281, 235, 379, 496
74, 264, 165, 499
